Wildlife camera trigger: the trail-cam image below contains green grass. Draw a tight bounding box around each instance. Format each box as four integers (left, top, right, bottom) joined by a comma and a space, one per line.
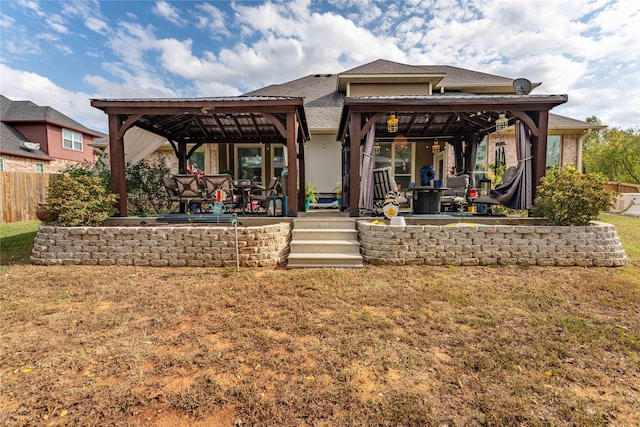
0, 220, 41, 267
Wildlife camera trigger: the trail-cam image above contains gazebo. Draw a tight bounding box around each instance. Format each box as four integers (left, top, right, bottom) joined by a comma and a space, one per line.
337, 94, 568, 216
91, 97, 310, 217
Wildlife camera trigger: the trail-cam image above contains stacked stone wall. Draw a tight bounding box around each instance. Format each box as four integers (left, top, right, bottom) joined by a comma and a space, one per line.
31, 223, 291, 268
358, 222, 626, 267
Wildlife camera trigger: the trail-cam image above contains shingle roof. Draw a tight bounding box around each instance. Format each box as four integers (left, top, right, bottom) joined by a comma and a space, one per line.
244, 74, 344, 129
0, 121, 52, 160
1, 95, 102, 136
549, 113, 606, 129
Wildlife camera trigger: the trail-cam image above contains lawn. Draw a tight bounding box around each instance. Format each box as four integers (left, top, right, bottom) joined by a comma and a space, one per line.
0, 215, 639, 426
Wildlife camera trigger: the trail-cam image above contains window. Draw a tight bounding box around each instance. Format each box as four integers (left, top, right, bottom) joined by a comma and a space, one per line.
373, 140, 414, 189
189, 151, 205, 171
237, 145, 263, 183
546, 135, 562, 169
272, 145, 284, 178
62, 129, 83, 151
35, 163, 44, 173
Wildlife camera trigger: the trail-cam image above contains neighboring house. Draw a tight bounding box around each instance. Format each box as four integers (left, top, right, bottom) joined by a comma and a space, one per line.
0, 95, 103, 173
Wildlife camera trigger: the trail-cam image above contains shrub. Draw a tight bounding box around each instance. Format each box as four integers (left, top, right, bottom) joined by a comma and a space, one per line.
125, 158, 173, 215
532, 165, 616, 226
43, 173, 118, 226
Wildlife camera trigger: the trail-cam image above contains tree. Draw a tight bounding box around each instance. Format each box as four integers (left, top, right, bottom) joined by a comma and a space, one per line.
583, 117, 640, 184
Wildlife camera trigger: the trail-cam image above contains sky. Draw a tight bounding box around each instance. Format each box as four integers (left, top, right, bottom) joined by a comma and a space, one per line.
1, 0, 639, 134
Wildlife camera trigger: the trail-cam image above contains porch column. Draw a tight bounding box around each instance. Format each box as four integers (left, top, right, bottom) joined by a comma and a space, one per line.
532, 110, 549, 200
286, 112, 298, 216
108, 114, 127, 216
349, 112, 362, 217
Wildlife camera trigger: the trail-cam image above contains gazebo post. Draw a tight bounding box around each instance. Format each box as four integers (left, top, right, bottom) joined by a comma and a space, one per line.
108, 114, 127, 217
349, 112, 362, 217
286, 112, 298, 216
532, 110, 549, 200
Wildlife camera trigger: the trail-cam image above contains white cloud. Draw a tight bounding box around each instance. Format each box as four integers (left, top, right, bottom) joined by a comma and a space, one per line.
0, 64, 106, 132
193, 3, 230, 37
152, 0, 186, 26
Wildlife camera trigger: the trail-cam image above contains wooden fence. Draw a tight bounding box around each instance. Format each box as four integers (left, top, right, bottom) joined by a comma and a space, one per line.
0, 172, 57, 223
604, 181, 640, 194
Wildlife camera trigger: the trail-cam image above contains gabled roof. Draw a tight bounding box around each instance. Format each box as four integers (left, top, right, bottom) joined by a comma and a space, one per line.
0, 95, 102, 137
244, 74, 343, 130
0, 121, 52, 160
548, 113, 606, 131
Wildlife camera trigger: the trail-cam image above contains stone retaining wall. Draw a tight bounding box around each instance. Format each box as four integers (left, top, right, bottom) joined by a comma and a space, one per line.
358, 221, 626, 267
31, 223, 291, 267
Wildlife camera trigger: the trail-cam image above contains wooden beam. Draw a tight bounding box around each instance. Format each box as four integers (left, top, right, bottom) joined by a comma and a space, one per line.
349, 112, 362, 217
532, 110, 549, 198
510, 111, 539, 137
262, 112, 286, 138
286, 112, 298, 216
108, 114, 127, 216
116, 114, 143, 139
358, 112, 384, 139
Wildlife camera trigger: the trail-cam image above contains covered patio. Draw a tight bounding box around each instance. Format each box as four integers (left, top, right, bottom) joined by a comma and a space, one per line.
91, 97, 310, 217
337, 94, 568, 216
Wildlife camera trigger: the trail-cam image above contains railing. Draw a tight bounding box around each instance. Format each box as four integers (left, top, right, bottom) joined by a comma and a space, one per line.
0, 172, 57, 223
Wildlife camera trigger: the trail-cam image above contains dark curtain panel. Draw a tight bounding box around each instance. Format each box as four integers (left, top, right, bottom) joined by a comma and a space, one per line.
491, 121, 533, 210
451, 136, 465, 175
463, 133, 479, 187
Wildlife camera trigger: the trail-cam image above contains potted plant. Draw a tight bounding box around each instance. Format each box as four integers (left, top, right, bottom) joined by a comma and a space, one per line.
334, 181, 343, 210
304, 182, 318, 212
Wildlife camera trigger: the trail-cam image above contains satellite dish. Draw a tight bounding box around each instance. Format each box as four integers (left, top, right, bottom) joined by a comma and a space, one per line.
22, 142, 41, 152
513, 78, 532, 95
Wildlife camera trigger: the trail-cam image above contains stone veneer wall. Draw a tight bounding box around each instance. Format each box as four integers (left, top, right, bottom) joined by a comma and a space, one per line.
358, 221, 626, 267
31, 223, 291, 267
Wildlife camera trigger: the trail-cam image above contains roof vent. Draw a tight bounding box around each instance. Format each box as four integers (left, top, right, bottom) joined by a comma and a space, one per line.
22, 142, 40, 152
314, 74, 321, 77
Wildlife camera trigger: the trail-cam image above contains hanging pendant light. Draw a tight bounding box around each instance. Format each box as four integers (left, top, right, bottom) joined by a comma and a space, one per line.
431, 138, 441, 154
495, 113, 508, 132
387, 114, 399, 133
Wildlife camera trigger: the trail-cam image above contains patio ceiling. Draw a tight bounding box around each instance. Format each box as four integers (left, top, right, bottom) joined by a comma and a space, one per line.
91, 97, 310, 145
337, 94, 568, 141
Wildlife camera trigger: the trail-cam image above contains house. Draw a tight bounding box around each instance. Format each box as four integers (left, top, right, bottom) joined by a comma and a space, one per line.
91, 59, 604, 217
0, 95, 103, 173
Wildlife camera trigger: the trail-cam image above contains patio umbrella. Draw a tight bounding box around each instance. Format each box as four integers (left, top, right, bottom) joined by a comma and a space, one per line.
358, 126, 376, 213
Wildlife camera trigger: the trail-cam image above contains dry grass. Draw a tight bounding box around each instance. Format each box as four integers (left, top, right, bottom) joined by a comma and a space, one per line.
1, 215, 639, 426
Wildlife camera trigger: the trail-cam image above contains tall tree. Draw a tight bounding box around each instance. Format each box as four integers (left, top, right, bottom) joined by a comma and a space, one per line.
582, 117, 640, 184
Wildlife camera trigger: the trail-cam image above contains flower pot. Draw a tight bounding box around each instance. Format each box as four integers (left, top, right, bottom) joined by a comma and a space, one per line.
305, 199, 311, 212
36, 209, 57, 223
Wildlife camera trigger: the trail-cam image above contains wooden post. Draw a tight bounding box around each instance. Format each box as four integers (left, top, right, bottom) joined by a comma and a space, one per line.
532, 110, 549, 200
286, 112, 298, 216
349, 112, 361, 217
108, 114, 127, 216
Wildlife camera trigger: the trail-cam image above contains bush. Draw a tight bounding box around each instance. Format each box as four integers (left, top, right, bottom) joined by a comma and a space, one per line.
532, 166, 616, 226
43, 173, 118, 226
125, 158, 173, 215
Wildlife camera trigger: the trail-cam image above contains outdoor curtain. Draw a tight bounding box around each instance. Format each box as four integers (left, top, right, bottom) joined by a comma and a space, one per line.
491, 120, 533, 210
103, 126, 167, 164
358, 125, 376, 212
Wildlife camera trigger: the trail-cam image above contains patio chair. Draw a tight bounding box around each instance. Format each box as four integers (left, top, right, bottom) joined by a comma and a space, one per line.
174, 174, 207, 211
202, 174, 237, 212
373, 166, 408, 212
250, 176, 280, 214
473, 166, 519, 206
162, 176, 180, 206
440, 174, 470, 212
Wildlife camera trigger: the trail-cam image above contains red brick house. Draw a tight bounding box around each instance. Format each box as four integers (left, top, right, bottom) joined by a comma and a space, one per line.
0, 95, 103, 173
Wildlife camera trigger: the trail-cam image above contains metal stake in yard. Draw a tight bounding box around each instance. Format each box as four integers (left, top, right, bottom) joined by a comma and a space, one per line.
232, 213, 239, 272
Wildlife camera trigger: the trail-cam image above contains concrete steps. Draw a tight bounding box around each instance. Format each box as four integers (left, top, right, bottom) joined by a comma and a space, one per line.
287, 218, 363, 268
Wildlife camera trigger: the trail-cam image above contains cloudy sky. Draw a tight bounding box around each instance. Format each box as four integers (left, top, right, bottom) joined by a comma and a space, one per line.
1, 0, 638, 133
